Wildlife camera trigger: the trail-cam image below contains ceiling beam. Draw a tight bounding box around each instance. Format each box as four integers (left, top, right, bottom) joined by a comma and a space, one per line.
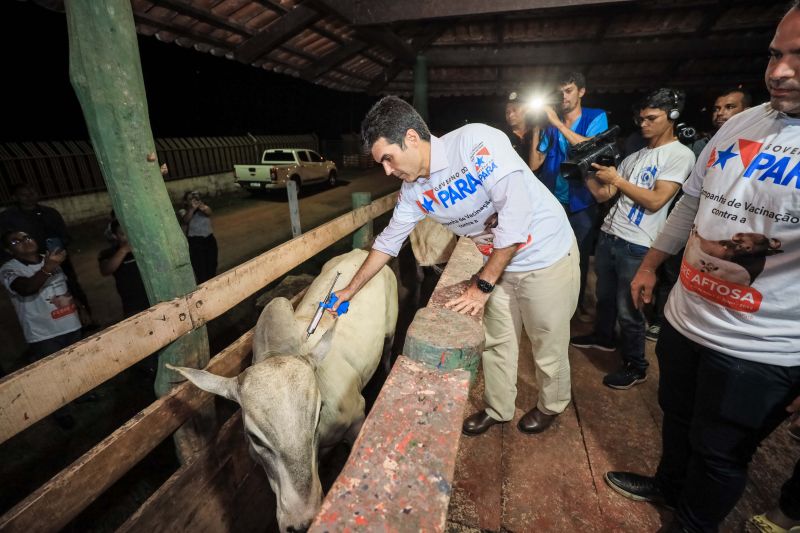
425, 34, 772, 66
385, 74, 764, 95
147, 0, 252, 36
300, 40, 368, 80
319, 0, 635, 25
234, 3, 322, 64
310, 0, 416, 63
134, 12, 234, 51
365, 27, 447, 93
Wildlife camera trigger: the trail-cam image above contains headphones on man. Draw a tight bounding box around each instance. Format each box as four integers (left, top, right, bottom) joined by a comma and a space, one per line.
668, 90, 681, 120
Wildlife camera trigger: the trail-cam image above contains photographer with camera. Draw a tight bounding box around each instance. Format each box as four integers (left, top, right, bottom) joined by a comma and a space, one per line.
570, 88, 695, 390
532, 72, 608, 317
178, 190, 217, 284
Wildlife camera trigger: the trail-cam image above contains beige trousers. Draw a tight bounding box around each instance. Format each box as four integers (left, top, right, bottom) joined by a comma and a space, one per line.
482, 239, 580, 421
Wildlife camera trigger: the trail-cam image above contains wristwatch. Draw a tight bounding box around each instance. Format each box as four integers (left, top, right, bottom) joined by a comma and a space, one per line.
476, 278, 495, 294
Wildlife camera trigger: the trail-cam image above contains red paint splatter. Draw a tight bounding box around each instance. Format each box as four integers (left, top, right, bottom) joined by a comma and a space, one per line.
396, 432, 413, 454
355, 516, 368, 526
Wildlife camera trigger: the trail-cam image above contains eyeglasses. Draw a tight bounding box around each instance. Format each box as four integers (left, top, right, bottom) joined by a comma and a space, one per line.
9, 235, 33, 246
634, 114, 665, 126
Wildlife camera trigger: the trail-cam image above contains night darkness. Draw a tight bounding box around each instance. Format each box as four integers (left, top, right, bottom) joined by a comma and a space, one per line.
2, 1, 770, 144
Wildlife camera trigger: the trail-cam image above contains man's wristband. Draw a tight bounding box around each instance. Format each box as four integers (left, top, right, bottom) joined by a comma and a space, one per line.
640, 268, 656, 275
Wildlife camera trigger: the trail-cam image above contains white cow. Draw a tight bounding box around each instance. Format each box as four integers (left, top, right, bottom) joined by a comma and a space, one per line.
169, 249, 398, 533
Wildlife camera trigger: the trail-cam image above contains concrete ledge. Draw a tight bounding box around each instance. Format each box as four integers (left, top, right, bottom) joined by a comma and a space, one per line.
404, 237, 485, 380
29, 171, 237, 225
310, 356, 470, 533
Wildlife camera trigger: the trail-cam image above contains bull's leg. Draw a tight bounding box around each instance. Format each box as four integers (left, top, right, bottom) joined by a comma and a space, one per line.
344, 414, 365, 445
381, 334, 395, 376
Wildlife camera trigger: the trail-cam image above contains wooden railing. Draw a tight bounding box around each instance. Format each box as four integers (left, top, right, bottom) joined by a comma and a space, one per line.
0, 192, 395, 532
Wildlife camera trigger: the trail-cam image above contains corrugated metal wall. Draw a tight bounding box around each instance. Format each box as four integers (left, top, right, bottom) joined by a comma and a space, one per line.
0, 134, 318, 203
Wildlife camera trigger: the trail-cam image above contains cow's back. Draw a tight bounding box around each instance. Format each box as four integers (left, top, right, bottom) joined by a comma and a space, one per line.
294, 249, 398, 446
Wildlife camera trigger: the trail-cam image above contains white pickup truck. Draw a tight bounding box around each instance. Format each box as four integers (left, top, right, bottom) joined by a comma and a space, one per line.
234, 148, 338, 192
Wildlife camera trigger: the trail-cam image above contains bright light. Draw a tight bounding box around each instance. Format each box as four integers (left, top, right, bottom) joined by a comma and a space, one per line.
527, 95, 546, 111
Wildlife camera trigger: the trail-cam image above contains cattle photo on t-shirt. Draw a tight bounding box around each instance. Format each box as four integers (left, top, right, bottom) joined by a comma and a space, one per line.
684, 226, 783, 286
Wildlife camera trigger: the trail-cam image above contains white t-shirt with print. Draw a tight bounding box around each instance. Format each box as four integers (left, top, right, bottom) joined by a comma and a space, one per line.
373, 123, 574, 272
0, 258, 82, 343
665, 103, 800, 366
602, 140, 695, 247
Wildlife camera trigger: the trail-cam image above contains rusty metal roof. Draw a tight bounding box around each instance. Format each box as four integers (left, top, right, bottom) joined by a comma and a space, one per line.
38, 0, 789, 96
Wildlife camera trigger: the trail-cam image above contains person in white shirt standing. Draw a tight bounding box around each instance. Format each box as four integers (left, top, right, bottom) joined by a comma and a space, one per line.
1, 230, 82, 362
331, 95, 579, 436
570, 88, 695, 389
605, 4, 800, 531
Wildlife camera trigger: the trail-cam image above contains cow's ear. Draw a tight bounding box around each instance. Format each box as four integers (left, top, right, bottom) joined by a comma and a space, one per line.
308, 327, 335, 366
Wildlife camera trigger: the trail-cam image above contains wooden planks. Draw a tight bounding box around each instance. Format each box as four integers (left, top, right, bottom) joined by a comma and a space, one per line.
186, 192, 396, 326
311, 356, 470, 532
0, 300, 193, 444
0, 192, 396, 444
0, 331, 254, 533
117, 411, 275, 533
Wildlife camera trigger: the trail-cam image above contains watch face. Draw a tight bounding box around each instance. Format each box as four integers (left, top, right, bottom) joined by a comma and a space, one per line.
477, 279, 494, 293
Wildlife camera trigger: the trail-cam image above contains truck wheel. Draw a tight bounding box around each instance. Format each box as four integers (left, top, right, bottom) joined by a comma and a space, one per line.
328, 170, 338, 187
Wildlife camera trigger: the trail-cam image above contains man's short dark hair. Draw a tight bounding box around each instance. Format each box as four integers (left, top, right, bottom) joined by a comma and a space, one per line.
638, 88, 685, 118
557, 71, 586, 90
717, 87, 753, 108
361, 96, 431, 152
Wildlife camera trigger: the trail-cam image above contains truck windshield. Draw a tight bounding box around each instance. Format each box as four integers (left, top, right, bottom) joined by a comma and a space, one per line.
263, 151, 295, 163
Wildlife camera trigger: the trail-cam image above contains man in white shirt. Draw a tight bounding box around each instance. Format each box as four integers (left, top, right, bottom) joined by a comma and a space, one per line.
605, 4, 800, 531
1, 230, 82, 360
332, 96, 579, 436
571, 88, 695, 389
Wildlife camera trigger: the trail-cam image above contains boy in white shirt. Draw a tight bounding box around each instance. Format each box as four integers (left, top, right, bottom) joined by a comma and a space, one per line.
570, 88, 695, 389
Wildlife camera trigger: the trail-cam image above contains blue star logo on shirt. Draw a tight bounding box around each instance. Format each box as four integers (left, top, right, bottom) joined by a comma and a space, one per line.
713, 144, 738, 170
475, 156, 484, 167
421, 196, 436, 213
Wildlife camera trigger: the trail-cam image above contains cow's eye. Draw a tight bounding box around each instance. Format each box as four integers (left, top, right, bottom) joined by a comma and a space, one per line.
247, 431, 273, 453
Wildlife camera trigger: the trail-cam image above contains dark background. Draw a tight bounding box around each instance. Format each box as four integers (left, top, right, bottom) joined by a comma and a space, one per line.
2, 1, 770, 144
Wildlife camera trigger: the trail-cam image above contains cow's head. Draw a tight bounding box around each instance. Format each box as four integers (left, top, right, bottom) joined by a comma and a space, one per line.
168, 297, 335, 533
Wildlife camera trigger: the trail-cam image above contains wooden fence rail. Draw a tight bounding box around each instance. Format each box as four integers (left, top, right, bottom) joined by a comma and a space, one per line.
0, 192, 396, 444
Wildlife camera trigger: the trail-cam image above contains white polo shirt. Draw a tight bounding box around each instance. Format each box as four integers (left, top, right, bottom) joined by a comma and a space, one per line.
373, 123, 573, 272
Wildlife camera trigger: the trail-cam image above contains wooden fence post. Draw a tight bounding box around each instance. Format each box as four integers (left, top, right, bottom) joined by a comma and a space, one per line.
287, 180, 302, 237
351, 192, 372, 249
65, 0, 212, 460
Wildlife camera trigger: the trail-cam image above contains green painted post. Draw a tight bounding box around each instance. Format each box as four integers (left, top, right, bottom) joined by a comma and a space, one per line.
351, 192, 372, 249
413, 54, 429, 122
65, 0, 212, 460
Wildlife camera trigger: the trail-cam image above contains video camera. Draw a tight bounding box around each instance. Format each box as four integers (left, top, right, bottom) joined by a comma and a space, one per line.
560, 125, 622, 181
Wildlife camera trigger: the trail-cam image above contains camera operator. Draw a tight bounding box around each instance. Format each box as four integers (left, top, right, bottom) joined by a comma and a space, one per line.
532, 71, 609, 316
504, 91, 537, 171
691, 87, 752, 157
571, 88, 695, 390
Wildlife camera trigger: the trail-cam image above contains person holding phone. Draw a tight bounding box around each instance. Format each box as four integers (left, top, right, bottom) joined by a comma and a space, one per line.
0, 230, 82, 361
0, 184, 93, 323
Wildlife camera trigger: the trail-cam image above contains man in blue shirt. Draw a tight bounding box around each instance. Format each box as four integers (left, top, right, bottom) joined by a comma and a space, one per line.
532, 72, 608, 314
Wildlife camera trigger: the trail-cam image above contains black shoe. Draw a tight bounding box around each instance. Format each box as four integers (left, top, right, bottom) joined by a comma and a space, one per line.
603, 365, 647, 390
646, 324, 661, 342
517, 408, 558, 434
462, 411, 505, 436
570, 334, 615, 352
604, 472, 674, 510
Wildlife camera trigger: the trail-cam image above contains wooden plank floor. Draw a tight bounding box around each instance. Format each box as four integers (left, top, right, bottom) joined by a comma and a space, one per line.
447, 318, 800, 532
